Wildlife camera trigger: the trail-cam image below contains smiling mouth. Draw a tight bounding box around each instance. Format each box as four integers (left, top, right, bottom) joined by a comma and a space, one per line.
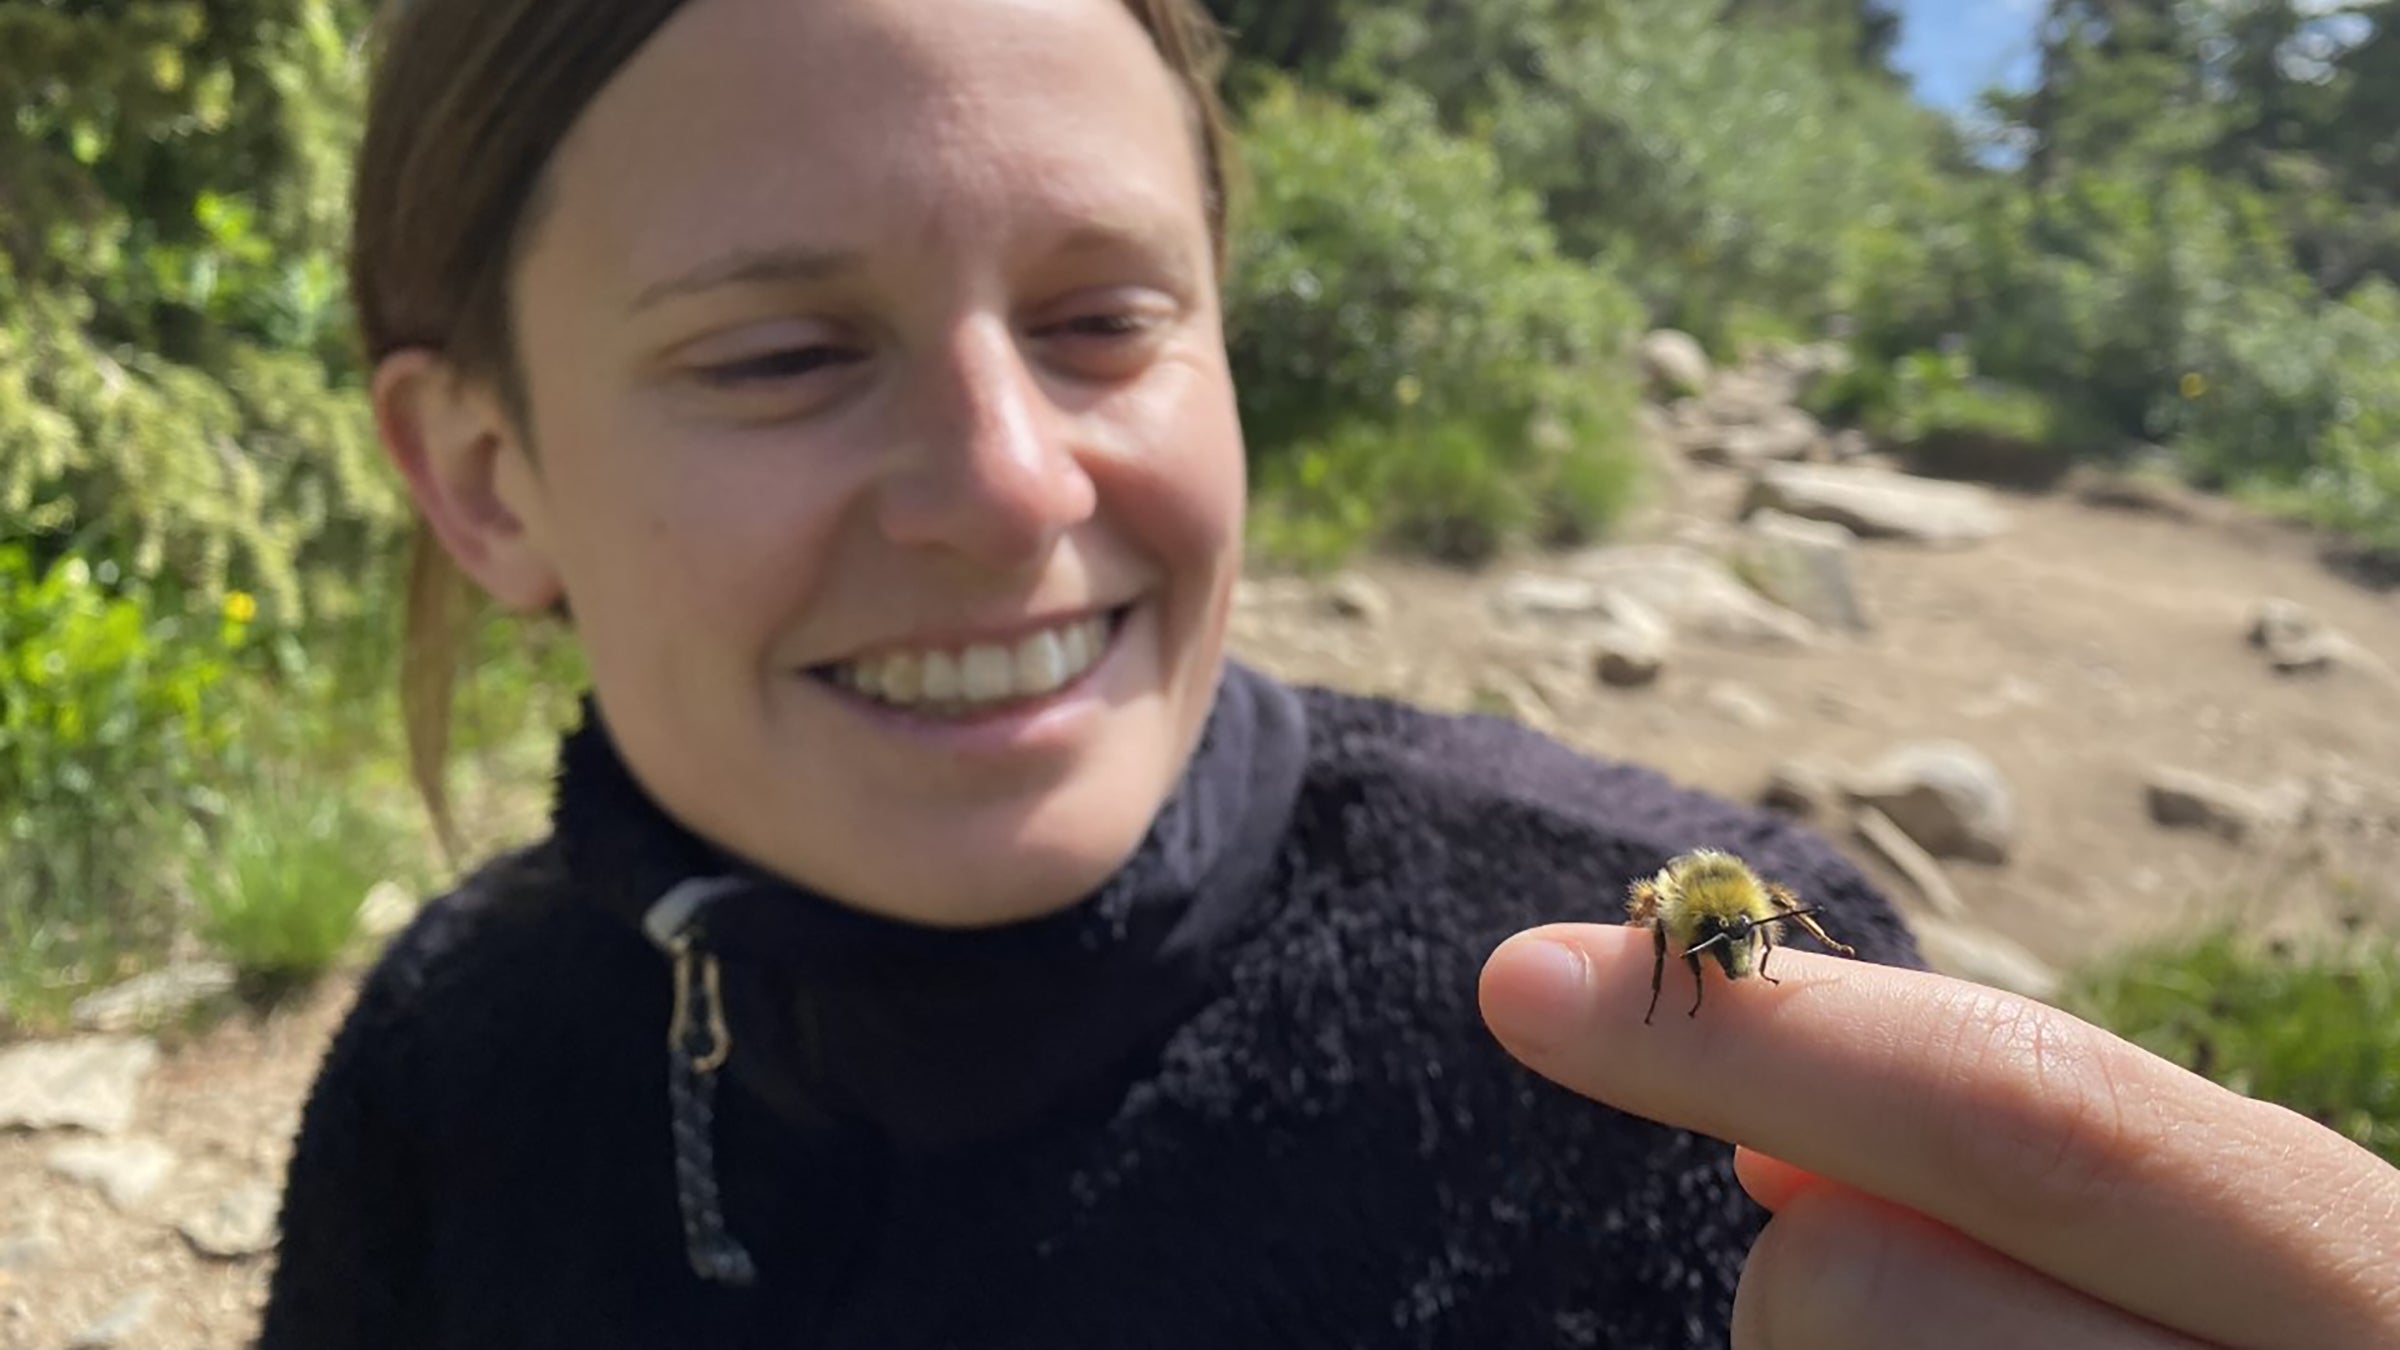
809, 605, 1129, 714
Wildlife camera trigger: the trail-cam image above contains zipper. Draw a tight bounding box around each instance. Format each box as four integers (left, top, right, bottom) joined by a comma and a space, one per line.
646, 877, 759, 1288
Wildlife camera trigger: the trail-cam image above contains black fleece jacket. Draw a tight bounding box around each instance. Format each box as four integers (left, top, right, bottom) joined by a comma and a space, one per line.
258, 662, 1918, 1348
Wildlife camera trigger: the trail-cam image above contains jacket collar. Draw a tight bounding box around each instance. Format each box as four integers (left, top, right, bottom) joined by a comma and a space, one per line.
549, 659, 1309, 1151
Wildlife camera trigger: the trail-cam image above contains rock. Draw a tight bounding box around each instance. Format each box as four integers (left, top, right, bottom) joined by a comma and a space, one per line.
1743, 407, 1826, 463
1846, 741, 2016, 864
178, 1181, 282, 1260
2243, 598, 2389, 679
1700, 369, 1792, 425
1761, 340, 1854, 385
0, 1037, 157, 1135
357, 880, 419, 942
2247, 597, 2316, 650
1826, 428, 1874, 463
1760, 759, 1841, 821
1734, 508, 1871, 634
1685, 406, 1825, 468
2069, 462, 2211, 523
1489, 573, 1607, 623
1910, 916, 2062, 1001
1589, 596, 1673, 688
69, 962, 235, 1033
46, 1137, 177, 1212
1744, 463, 2009, 546
2145, 768, 2308, 843
2265, 634, 2346, 676
1638, 329, 1712, 400
1701, 681, 1778, 729
1321, 573, 1391, 626
1852, 805, 1969, 921
1565, 545, 1820, 648
1470, 668, 1556, 731
67, 1289, 157, 1349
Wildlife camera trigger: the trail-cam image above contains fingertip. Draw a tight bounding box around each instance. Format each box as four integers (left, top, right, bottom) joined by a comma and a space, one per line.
1479, 931, 1596, 1054
1735, 1146, 1832, 1213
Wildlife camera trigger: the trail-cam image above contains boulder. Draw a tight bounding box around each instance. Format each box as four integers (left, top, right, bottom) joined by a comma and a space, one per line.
1566, 545, 1819, 648
2145, 768, 2308, 843
1846, 741, 2016, 864
1735, 509, 1871, 634
1638, 329, 1712, 400
0, 1037, 157, 1136
1744, 463, 2009, 546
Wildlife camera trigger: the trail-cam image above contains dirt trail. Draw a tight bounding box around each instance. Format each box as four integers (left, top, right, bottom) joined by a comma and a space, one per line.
5, 453, 2397, 1348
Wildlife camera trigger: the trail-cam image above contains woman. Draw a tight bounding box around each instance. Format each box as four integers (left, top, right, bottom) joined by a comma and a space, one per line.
261, 0, 2400, 1344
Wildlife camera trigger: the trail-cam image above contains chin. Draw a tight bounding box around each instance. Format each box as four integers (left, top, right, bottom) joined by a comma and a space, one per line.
866, 828, 1148, 929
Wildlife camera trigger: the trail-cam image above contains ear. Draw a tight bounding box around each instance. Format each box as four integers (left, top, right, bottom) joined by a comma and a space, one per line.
373, 349, 564, 614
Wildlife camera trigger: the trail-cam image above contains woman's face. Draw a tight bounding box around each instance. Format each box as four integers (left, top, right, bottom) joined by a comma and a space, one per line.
484, 0, 1246, 924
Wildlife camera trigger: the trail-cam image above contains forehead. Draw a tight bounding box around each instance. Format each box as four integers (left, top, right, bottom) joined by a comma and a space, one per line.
532, 0, 1204, 288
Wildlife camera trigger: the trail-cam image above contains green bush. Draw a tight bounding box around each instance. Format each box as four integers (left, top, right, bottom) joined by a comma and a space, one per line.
1226, 79, 1645, 565
0, 546, 248, 1012
1331, 0, 1964, 352
193, 781, 409, 989
2180, 280, 2400, 553
2068, 929, 2400, 1168
1824, 349, 2110, 487
1842, 164, 2400, 547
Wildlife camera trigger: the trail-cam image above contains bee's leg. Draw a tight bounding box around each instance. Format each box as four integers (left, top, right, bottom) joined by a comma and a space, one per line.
1685, 951, 1706, 1018
1645, 925, 1667, 1025
1758, 926, 1782, 986
1765, 885, 1857, 958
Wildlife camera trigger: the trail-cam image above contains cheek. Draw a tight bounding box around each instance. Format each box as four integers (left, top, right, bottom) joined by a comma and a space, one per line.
538, 411, 853, 666
1088, 356, 1248, 576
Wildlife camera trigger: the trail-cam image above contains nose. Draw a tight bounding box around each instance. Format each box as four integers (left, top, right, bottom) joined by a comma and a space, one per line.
876, 320, 1097, 568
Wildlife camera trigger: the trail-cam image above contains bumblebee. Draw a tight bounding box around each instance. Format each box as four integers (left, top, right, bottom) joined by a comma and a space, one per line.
1626, 849, 1856, 1023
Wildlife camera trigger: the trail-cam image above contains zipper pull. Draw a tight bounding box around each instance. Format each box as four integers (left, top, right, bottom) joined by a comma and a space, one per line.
649, 879, 758, 1288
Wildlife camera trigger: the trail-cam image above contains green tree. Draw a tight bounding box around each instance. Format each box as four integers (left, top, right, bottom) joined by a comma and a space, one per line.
0, 0, 399, 627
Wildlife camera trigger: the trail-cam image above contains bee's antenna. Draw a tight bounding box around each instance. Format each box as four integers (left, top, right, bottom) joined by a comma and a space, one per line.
1682, 932, 1731, 957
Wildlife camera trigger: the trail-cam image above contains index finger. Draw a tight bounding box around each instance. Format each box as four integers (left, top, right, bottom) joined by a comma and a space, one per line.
1479, 924, 2400, 1350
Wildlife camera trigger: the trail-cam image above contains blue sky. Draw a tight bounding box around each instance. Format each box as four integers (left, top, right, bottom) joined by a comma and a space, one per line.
1891, 1, 2379, 112
1889, 0, 2046, 112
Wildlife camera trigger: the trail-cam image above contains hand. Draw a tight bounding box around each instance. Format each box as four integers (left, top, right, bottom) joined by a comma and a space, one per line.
1478, 924, 2400, 1350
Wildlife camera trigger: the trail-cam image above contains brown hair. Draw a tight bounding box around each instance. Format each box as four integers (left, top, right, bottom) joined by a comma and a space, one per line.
353, 0, 1237, 858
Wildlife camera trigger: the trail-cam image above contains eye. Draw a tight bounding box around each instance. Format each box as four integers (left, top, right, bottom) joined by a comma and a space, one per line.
1034, 299, 1173, 380
696, 344, 859, 387
1050, 312, 1150, 340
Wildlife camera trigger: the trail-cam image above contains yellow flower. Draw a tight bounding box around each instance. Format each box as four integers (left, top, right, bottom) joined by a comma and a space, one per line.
2180, 371, 2209, 400
222, 590, 257, 625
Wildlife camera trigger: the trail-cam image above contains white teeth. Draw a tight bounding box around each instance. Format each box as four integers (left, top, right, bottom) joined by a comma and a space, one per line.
960, 645, 1015, 702
825, 612, 1115, 711
919, 649, 961, 702
879, 653, 922, 703
1015, 629, 1068, 695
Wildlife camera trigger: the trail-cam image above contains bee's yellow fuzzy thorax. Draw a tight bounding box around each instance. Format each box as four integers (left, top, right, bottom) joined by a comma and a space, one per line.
1660, 851, 1768, 923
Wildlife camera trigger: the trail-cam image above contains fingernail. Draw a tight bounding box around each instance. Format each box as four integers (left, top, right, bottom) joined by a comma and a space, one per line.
1483, 937, 1592, 1051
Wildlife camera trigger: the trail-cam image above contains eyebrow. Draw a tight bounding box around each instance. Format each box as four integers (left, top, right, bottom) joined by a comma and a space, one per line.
1045, 217, 1207, 291
627, 245, 862, 314
624, 215, 1203, 315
